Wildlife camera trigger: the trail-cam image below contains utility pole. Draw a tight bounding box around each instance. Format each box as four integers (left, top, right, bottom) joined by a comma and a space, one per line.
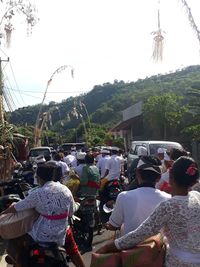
0, 57, 9, 125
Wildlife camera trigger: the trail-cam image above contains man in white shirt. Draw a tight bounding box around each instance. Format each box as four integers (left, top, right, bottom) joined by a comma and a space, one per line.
97, 149, 111, 178
64, 151, 77, 168
33, 155, 46, 186
103, 148, 122, 181
74, 152, 86, 177
157, 147, 165, 164
54, 153, 70, 182
106, 156, 171, 235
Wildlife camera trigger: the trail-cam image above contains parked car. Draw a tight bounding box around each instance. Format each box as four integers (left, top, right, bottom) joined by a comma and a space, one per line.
127, 140, 183, 171
28, 146, 53, 162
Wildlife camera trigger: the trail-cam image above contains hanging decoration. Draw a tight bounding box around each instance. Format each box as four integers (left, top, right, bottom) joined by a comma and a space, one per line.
151, 1, 165, 62
34, 65, 74, 147
4, 22, 13, 47
180, 0, 200, 47
0, 0, 38, 47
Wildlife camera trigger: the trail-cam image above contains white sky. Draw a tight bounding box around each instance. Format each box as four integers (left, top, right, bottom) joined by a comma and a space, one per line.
1, 0, 200, 110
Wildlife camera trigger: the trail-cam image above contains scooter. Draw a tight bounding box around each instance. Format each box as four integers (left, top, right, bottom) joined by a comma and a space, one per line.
71, 196, 98, 253
99, 179, 123, 224
0, 179, 69, 267
5, 241, 69, 267
0, 178, 31, 212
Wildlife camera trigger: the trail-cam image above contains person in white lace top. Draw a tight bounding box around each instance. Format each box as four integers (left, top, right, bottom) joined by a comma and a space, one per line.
97, 156, 200, 267
2, 163, 85, 267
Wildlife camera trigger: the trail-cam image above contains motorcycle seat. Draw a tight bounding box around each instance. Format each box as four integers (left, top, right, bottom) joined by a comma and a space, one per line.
35, 241, 58, 248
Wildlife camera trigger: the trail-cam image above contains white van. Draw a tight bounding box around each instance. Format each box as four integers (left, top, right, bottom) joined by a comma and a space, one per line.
28, 146, 52, 162
127, 140, 183, 170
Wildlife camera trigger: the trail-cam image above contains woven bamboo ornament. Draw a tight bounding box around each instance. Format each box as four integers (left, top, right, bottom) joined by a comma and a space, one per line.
152, 6, 165, 63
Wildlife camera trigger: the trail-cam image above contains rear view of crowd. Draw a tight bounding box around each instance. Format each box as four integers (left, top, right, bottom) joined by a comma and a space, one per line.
2, 143, 200, 267
97, 146, 200, 267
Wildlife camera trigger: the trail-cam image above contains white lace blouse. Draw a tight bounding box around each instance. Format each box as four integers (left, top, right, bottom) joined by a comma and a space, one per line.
15, 181, 74, 246
115, 191, 200, 267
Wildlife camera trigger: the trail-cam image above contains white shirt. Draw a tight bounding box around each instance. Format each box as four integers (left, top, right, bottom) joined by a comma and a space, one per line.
115, 191, 200, 266
97, 155, 111, 178
105, 155, 122, 181
15, 181, 74, 245
155, 170, 169, 189
64, 155, 77, 168
56, 160, 70, 176
74, 163, 85, 177
109, 187, 170, 235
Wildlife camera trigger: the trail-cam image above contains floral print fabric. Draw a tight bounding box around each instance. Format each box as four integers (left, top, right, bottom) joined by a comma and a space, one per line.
15, 181, 74, 246
115, 191, 200, 267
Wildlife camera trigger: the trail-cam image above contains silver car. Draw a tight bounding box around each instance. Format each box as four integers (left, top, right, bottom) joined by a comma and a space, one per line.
127, 140, 183, 171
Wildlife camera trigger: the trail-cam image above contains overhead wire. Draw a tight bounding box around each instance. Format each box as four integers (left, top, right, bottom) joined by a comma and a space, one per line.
9, 60, 26, 106
0, 46, 89, 109
0, 47, 26, 107
0, 51, 17, 110
2, 87, 13, 111
1, 77, 16, 111
3, 81, 16, 110
4, 85, 53, 102
3, 69, 18, 108
3, 69, 21, 107
0, 47, 9, 58
6, 88, 87, 94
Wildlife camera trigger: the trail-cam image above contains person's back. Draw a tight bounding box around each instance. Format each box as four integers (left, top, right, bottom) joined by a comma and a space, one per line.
74, 152, 86, 177
115, 187, 170, 235
26, 181, 73, 245
97, 150, 110, 178
5, 164, 85, 267
54, 153, 70, 182
79, 154, 100, 196
98, 156, 200, 267
127, 146, 148, 188
64, 153, 77, 168
105, 149, 122, 181
107, 155, 170, 235
13, 164, 74, 246
162, 190, 200, 251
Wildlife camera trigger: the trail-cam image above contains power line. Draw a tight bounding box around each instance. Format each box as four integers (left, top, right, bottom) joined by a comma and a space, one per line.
0, 47, 9, 58
0, 48, 26, 105
7, 88, 87, 94
4, 86, 53, 102
9, 60, 26, 106
3, 69, 21, 107
3, 81, 16, 110
2, 86, 14, 111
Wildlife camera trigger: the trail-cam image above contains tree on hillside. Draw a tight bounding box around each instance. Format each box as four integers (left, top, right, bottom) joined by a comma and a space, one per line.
143, 93, 187, 140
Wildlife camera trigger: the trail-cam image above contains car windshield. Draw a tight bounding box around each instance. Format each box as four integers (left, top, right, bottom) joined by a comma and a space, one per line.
61, 143, 86, 151
29, 149, 50, 157
149, 143, 182, 155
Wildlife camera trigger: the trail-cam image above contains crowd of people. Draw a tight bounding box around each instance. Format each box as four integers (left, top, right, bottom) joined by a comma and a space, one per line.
1, 144, 200, 267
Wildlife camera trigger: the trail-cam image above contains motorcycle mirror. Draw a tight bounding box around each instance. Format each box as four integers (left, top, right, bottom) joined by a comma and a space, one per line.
103, 203, 114, 213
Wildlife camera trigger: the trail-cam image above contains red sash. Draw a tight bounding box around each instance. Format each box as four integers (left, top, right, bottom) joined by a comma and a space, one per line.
42, 212, 68, 220
87, 181, 100, 189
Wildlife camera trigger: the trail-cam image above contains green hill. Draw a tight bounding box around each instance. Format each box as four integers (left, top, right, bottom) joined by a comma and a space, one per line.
8, 65, 200, 146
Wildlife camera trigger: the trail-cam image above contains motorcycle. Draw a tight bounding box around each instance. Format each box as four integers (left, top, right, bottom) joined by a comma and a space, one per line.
13, 161, 35, 185
0, 178, 32, 212
99, 179, 123, 224
0, 179, 69, 267
5, 241, 69, 267
71, 196, 98, 253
